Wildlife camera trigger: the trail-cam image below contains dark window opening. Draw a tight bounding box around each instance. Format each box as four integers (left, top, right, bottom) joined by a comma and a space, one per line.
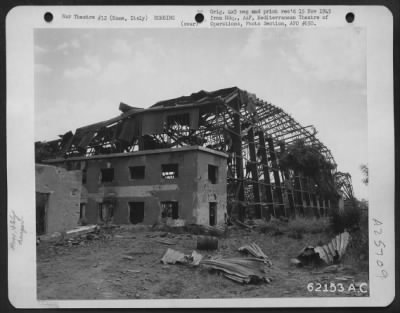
167, 113, 190, 127
208, 165, 218, 184
100, 168, 114, 183
129, 202, 144, 224
161, 201, 179, 219
209, 202, 217, 226
129, 166, 145, 179
161, 164, 178, 179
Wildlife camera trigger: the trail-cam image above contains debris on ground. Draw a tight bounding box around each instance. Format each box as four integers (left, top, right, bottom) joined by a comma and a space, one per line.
160, 248, 204, 266
153, 238, 177, 245
293, 232, 350, 266
65, 225, 99, 238
314, 231, 350, 264
232, 218, 253, 230
290, 258, 302, 266
200, 257, 272, 284
238, 242, 272, 265
311, 264, 354, 275
161, 248, 186, 264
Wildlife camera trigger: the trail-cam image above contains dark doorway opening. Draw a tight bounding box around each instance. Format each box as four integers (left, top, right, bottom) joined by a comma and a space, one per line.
98, 202, 114, 223
209, 202, 217, 226
129, 202, 144, 224
36, 192, 48, 235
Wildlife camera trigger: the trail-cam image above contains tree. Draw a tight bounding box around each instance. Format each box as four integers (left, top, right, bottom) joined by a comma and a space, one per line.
360, 164, 368, 185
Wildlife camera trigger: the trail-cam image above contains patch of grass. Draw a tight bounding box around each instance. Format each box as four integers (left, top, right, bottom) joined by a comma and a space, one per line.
259, 217, 329, 237
341, 210, 369, 271
289, 217, 330, 235
152, 224, 227, 238
258, 218, 287, 235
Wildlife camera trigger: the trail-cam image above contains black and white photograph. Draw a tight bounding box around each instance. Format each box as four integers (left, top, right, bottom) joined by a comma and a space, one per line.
6, 5, 395, 308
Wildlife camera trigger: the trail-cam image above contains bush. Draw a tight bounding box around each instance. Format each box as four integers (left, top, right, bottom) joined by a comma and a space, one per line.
289, 217, 329, 234
330, 199, 362, 233
259, 216, 329, 237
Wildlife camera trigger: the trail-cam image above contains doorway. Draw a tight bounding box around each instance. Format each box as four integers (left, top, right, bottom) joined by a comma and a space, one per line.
36, 192, 48, 235
129, 202, 144, 224
209, 202, 217, 226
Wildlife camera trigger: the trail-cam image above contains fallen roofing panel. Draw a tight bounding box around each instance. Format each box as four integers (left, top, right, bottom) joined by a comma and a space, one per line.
200, 257, 272, 284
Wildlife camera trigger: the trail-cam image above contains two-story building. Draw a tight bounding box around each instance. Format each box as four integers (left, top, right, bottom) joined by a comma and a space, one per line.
44, 146, 228, 227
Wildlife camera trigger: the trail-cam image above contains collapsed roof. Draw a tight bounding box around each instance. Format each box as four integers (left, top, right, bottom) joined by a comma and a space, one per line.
38, 87, 340, 219
39, 87, 335, 163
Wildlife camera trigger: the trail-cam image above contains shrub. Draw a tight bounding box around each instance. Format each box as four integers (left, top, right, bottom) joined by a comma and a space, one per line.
289, 217, 329, 235
330, 199, 362, 233
259, 216, 329, 237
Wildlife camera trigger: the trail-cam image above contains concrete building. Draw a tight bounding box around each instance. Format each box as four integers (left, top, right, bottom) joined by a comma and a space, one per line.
45, 146, 228, 226
35, 164, 82, 235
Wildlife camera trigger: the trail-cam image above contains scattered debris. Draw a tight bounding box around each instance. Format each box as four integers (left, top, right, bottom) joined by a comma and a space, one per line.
200, 257, 272, 284
335, 276, 354, 281
297, 246, 321, 266
160, 248, 203, 266
314, 232, 350, 264
154, 238, 177, 245
65, 225, 98, 239
290, 258, 302, 267
232, 218, 253, 230
294, 232, 350, 266
238, 242, 272, 265
161, 248, 186, 264
189, 250, 203, 266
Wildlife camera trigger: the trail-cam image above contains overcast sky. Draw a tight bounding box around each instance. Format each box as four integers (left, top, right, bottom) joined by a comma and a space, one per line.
34, 27, 367, 199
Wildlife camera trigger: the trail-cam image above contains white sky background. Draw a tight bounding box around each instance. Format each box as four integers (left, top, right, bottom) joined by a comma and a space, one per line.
34, 27, 368, 200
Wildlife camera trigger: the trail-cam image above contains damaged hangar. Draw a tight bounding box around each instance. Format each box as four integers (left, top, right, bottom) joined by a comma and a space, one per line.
36, 87, 344, 227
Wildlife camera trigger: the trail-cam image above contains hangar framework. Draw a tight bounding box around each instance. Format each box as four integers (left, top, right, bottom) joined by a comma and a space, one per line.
37, 87, 343, 220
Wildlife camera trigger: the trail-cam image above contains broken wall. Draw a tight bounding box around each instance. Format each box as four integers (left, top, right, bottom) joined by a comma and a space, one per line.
194, 150, 227, 226
48, 146, 228, 226
35, 164, 82, 234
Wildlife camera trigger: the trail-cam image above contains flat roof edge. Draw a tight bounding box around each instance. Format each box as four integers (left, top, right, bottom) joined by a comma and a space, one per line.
43, 146, 228, 163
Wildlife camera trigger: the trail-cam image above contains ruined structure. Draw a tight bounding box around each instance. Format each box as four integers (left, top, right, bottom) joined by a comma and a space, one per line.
45, 146, 227, 226
35, 164, 82, 235
37, 87, 342, 224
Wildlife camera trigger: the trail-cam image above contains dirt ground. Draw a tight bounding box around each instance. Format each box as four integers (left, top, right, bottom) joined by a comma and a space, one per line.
37, 224, 369, 300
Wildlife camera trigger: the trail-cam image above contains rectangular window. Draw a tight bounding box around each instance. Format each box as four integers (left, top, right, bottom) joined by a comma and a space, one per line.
129, 166, 145, 179
129, 202, 144, 224
208, 165, 218, 184
100, 168, 114, 183
161, 164, 178, 179
161, 201, 179, 219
